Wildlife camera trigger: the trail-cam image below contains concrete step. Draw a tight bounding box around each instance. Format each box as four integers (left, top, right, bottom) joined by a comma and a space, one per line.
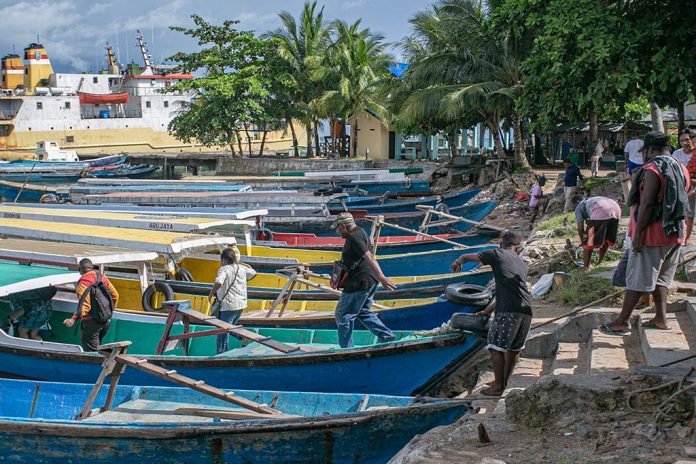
589, 329, 630, 375
551, 341, 591, 375
639, 311, 696, 368
491, 357, 545, 417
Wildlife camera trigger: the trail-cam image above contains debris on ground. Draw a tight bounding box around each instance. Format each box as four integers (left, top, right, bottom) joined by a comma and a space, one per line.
392, 373, 696, 464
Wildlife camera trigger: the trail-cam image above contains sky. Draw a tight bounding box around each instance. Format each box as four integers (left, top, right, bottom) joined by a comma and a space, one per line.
0, 0, 427, 73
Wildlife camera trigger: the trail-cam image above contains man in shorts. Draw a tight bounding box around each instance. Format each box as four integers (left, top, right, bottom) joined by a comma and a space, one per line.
451, 230, 533, 396
575, 196, 621, 268
602, 132, 690, 334
674, 129, 696, 243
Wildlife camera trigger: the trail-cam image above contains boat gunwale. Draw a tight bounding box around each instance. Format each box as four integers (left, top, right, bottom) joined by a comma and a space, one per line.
0, 398, 466, 439
0, 330, 471, 368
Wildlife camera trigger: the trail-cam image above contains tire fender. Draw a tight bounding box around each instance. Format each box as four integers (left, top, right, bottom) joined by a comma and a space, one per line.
141, 282, 175, 312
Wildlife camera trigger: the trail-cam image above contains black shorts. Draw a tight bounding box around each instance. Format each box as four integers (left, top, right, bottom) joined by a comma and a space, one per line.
486, 312, 532, 352
583, 218, 619, 250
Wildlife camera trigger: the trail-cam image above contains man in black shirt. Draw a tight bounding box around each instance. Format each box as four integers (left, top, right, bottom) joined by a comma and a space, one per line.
451, 230, 532, 396
333, 212, 396, 348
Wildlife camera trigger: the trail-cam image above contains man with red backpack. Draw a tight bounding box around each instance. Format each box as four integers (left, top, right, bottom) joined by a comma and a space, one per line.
62, 258, 119, 351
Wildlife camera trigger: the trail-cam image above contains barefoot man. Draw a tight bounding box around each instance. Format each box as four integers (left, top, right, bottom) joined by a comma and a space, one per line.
451, 230, 533, 396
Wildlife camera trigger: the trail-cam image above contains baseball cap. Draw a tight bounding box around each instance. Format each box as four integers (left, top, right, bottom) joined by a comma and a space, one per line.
331, 212, 355, 229
639, 131, 670, 152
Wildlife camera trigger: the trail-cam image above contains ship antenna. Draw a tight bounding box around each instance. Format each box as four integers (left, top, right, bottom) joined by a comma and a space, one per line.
136, 30, 154, 75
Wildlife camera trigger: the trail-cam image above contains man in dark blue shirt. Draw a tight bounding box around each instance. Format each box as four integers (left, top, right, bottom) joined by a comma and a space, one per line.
563, 158, 584, 213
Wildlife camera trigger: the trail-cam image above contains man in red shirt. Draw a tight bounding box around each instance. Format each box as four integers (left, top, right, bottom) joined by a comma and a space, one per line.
602, 132, 690, 334
62, 259, 119, 351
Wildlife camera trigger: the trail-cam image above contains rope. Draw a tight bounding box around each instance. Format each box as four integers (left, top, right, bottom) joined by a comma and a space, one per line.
531, 289, 624, 330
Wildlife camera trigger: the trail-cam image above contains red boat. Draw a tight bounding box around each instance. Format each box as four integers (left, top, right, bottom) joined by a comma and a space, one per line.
254, 230, 488, 254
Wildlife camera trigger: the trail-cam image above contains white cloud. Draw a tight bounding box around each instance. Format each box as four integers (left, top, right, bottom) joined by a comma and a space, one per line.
342, 0, 366, 9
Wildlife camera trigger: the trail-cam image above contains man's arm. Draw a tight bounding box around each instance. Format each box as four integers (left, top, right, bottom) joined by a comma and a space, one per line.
450, 253, 481, 273
208, 282, 222, 303
106, 279, 119, 308
363, 250, 396, 290
633, 170, 660, 253
64, 280, 87, 327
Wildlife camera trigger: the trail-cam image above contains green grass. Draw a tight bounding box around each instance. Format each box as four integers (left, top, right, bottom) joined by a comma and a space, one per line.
582, 177, 611, 190
675, 266, 688, 282
537, 213, 575, 231
548, 270, 622, 307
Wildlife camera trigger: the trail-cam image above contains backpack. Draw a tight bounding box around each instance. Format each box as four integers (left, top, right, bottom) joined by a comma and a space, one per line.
77, 271, 114, 323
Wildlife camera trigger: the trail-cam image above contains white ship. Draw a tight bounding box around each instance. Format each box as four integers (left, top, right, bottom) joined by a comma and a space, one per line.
0, 35, 292, 155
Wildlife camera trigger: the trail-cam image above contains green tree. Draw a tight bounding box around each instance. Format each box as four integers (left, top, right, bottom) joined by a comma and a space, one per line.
318, 20, 393, 158
166, 15, 279, 156
266, 1, 331, 158
499, 0, 643, 143
397, 0, 530, 167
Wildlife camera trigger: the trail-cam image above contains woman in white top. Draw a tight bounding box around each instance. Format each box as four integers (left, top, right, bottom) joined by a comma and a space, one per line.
208, 247, 257, 354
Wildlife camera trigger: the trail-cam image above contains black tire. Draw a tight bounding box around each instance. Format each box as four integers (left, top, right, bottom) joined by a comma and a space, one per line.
141, 282, 175, 312
444, 284, 492, 307
176, 268, 194, 282
450, 312, 491, 333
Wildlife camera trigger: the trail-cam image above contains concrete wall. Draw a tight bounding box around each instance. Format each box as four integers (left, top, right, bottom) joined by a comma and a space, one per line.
216, 157, 439, 178
354, 112, 391, 160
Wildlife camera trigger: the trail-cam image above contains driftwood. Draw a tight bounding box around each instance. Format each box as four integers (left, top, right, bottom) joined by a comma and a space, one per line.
527, 250, 577, 277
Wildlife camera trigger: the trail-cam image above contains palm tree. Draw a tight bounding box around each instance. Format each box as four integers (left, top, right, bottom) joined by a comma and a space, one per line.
398, 0, 530, 168
266, 1, 331, 157
318, 20, 393, 158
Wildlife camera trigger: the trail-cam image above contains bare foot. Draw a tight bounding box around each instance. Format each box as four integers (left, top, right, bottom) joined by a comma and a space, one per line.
642, 319, 669, 330
481, 386, 504, 397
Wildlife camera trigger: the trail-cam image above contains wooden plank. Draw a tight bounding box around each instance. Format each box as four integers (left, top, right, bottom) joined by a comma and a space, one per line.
114, 352, 282, 416
173, 407, 298, 420
171, 306, 302, 354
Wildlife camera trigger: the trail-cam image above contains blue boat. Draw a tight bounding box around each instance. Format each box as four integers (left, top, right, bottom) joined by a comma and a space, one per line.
0, 180, 69, 203
369, 200, 497, 236
88, 164, 159, 179
218, 244, 493, 277
160, 276, 492, 329
0, 377, 467, 464
339, 179, 431, 195
337, 188, 480, 214
0, 301, 483, 395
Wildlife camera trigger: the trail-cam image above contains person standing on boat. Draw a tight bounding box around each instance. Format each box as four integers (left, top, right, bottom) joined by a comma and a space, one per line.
208, 247, 256, 354
333, 212, 396, 348
450, 230, 533, 397
62, 259, 119, 351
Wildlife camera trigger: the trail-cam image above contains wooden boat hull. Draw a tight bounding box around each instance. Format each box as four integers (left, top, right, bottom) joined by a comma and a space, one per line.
336, 189, 479, 214
0, 180, 68, 202
0, 379, 467, 464
267, 200, 496, 236
168, 268, 492, 301
0, 307, 482, 395
259, 231, 491, 254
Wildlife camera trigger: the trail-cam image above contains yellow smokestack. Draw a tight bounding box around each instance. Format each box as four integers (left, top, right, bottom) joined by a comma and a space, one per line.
23, 43, 53, 92
1, 54, 24, 89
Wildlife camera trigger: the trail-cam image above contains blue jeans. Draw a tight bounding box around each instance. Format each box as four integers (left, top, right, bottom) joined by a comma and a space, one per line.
216, 309, 243, 354
335, 284, 394, 348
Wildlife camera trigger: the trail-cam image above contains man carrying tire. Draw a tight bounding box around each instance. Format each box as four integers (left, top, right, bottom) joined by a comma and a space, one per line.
450, 230, 533, 397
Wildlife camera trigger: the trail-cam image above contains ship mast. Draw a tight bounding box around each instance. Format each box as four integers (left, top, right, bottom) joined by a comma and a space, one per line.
135, 31, 154, 76
105, 43, 119, 75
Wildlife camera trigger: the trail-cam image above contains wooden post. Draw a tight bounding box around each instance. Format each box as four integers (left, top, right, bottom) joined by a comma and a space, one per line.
76, 341, 131, 420
265, 270, 298, 318
277, 279, 298, 318
370, 216, 384, 255
418, 208, 434, 233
